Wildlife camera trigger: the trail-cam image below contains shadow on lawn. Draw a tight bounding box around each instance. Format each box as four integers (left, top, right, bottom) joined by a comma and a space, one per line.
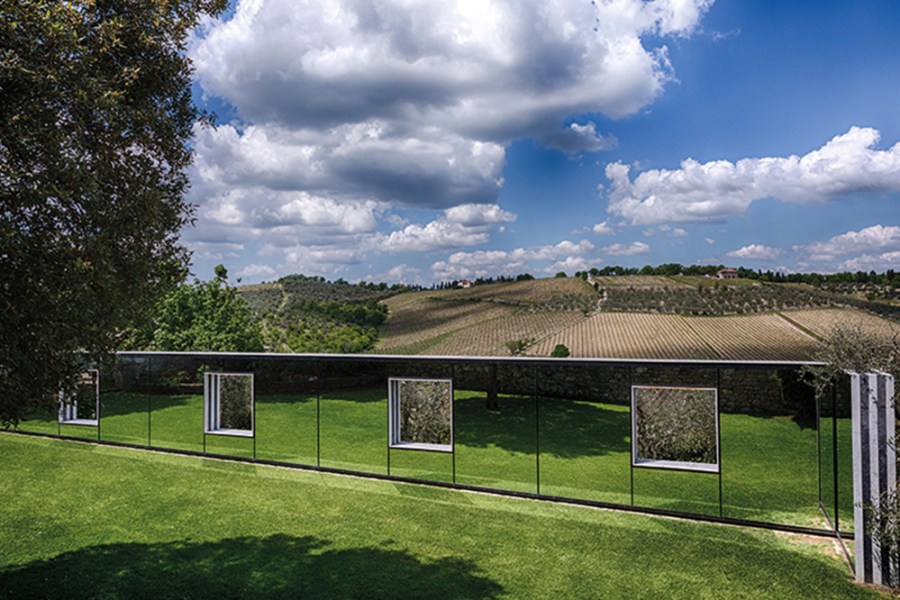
0, 534, 503, 600
100, 392, 195, 418
454, 395, 630, 459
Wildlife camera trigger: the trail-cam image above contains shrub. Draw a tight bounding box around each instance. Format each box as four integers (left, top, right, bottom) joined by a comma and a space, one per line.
550, 344, 570, 358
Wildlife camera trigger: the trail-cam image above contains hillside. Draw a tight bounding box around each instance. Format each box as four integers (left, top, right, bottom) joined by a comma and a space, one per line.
237, 275, 408, 353
377, 277, 595, 356
376, 275, 900, 360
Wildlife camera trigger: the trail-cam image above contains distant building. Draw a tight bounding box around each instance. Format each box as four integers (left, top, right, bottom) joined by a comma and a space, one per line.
717, 268, 738, 280
459, 279, 473, 288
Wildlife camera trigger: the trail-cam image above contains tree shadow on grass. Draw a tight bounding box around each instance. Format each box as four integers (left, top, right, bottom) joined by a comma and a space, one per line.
0, 534, 503, 600
100, 392, 195, 418
454, 395, 631, 459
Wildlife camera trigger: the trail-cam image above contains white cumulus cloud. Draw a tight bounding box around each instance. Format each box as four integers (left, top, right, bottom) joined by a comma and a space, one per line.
379, 204, 516, 253
798, 224, 900, 261
592, 220, 615, 235
725, 244, 783, 261
236, 264, 279, 280
792, 224, 900, 272
185, 0, 713, 270
431, 239, 595, 279
601, 241, 651, 256
606, 127, 900, 225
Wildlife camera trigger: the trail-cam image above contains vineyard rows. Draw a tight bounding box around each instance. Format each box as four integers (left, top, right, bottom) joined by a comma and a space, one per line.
781, 308, 900, 343
530, 313, 716, 359
593, 275, 683, 288
427, 277, 596, 304
377, 298, 515, 353
683, 314, 818, 361
425, 311, 585, 356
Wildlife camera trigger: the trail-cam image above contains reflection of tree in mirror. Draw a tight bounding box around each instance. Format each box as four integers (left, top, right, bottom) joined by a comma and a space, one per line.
64, 372, 98, 420
635, 387, 716, 464
400, 380, 451, 445
220, 375, 252, 431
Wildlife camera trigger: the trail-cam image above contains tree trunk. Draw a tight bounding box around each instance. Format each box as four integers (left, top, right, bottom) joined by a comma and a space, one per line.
486, 364, 499, 411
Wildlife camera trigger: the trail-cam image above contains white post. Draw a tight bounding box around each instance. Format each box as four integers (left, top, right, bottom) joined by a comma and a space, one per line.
852, 372, 896, 586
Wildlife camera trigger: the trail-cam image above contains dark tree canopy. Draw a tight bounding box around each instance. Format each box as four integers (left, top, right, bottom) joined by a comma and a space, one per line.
0, 0, 226, 426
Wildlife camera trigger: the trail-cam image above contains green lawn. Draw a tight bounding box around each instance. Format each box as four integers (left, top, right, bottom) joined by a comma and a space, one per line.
15, 387, 851, 530
0, 434, 877, 599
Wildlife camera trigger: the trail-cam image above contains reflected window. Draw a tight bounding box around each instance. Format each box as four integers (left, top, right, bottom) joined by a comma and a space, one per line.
59, 370, 100, 425
204, 372, 254, 437
632, 385, 719, 473
389, 378, 453, 452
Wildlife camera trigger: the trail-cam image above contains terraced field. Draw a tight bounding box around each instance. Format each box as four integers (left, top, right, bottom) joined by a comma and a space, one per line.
684, 314, 819, 361
529, 313, 716, 359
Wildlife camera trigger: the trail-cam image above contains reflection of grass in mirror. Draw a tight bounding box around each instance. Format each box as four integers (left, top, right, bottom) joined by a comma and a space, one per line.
836, 418, 854, 533
319, 387, 387, 474
634, 468, 720, 516
100, 392, 150, 445
150, 393, 204, 453
634, 387, 717, 465
721, 414, 818, 525
205, 434, 254, 459
389, 449, 453, 483
58, 424, 97, 440
255, 394, 318, 465
398, 380, 451, 445
539, 398, 631, 505
1, 434, 874, 600
454, 391, 536, 493
16, 403, 59, 435
16, 387, 839, 529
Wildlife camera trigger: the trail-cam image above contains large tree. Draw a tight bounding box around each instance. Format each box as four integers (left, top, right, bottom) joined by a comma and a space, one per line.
126, 266, 264, 353
0, 0, 226, 426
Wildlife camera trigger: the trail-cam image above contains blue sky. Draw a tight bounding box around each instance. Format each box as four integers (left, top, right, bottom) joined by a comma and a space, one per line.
185, 0, 900, 284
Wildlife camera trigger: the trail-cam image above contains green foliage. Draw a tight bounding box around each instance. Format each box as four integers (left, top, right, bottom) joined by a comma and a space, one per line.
504, 338, 535, 356
238, 274, 401, 353
550, 344, 570, 358
635, 387, 717, 464
269, 319, 379, 354
397, 380, 452, 445
864, 488, 900, 587
126, 268, 263, 352
801, 322, 900, 398
219, 375, 252, 431
554, 271, 568, 278
0, 0, 226, 426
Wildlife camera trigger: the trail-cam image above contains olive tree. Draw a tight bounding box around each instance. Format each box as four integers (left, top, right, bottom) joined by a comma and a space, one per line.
0, 0, 226, 426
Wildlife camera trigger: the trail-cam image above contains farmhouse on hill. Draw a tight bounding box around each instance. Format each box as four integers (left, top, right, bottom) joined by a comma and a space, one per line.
717, 268, 738, 279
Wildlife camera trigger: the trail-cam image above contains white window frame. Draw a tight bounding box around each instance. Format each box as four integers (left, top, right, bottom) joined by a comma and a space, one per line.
204, 372, 255, 437
58, 369, 100, 426
388, 377, 453, 452
631, 385, 720, 473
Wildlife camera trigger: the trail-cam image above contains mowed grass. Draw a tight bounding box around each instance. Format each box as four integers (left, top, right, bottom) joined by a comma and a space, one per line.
16, 388, 854, 530
0, 434, 876, 599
